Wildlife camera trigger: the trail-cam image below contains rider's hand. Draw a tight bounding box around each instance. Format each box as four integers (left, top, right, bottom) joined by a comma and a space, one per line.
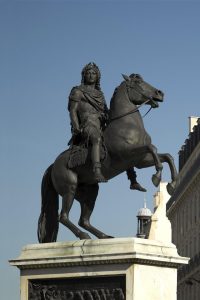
102, 112, 109, 127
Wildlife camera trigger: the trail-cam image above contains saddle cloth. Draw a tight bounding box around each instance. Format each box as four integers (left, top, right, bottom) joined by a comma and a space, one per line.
68, 144, 107, 169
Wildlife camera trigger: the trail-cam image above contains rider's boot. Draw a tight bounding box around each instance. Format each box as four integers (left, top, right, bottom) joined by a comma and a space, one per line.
94, 162, 107, 183
91, 138, 107, 183
130, 182, 147, 192
126, 168, 146, 192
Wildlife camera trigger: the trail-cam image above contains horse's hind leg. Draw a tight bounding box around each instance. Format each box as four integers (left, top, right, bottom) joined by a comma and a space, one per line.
158, 153, 178, 195
77, 184, 113, 239
59, 170, 91, 240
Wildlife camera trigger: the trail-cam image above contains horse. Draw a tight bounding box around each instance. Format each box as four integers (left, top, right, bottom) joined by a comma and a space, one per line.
38, 73, 177, 243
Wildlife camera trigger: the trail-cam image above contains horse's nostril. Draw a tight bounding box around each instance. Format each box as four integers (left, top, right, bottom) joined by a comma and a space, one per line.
156, 90, 162, 95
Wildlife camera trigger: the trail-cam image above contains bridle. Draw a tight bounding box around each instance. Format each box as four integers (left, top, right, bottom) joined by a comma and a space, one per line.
110, 81, 154, 122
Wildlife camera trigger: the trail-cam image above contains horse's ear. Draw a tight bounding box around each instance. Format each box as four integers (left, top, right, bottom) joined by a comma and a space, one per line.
122, 74, 131, 81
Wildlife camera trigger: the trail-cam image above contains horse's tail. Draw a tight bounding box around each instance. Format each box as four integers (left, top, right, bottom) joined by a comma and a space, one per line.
37, 164, 59, 243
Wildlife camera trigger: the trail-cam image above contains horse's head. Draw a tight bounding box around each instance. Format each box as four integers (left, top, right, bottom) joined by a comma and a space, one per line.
122, 73, 164, 108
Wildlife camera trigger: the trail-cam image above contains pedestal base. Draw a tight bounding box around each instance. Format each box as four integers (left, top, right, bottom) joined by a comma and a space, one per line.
10, 237, 188, 300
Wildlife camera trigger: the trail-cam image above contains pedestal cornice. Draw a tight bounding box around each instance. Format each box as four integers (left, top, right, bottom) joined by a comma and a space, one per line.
9, 237, 188, 270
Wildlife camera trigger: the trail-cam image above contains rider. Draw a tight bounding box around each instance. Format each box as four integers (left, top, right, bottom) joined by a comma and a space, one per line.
68, 62, 146, 191
68, 62, 108, 182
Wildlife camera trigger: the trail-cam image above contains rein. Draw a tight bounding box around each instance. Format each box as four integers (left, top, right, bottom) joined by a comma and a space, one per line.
142, 106, 153, 118
110, 99, 151, 122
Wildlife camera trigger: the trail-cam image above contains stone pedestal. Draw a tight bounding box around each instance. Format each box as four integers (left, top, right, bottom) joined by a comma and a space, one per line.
148, 182, 172, 243
10, 237, 188, 300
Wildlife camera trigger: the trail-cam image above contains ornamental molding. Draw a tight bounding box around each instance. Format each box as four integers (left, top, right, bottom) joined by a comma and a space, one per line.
10, 252, 184, 270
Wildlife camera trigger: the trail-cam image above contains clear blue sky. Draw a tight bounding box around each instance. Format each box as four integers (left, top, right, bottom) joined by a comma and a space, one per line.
1, 1, 200, 298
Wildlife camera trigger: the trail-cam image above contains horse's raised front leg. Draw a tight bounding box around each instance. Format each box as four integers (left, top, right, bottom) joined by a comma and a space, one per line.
158, 153, 178, 195
59, 170, 91, 240
147, 144, 163, 187
76, 184, 113, 239
136, 152, 177, 195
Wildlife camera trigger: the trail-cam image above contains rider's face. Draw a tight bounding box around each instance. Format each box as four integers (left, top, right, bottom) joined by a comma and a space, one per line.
84, 69, 97, 85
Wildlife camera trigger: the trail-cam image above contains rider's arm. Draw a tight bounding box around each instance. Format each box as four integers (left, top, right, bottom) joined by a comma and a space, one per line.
70, 101, 80, 133
68, 88, 82, 134
104, 102, 109, 118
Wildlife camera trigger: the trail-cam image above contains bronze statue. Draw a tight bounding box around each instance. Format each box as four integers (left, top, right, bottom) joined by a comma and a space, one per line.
68, 63, 146, 191
38, 65, 177, 242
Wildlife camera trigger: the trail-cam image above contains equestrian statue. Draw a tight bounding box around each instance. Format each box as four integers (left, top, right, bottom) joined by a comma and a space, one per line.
38, 62, 177, 243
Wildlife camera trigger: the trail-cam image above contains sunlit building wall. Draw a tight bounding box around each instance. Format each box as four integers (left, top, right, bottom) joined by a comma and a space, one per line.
167, 117, 200, 300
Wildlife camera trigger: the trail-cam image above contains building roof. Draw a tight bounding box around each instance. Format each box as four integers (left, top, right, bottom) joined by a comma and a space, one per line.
137, 206, 152, 217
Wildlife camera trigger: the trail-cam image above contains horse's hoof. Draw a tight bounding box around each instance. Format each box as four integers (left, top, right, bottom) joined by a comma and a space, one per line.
99, 234, 114, 239
152, 174, 161, 187
167, 182, 176, 196
79, 232, 91, 240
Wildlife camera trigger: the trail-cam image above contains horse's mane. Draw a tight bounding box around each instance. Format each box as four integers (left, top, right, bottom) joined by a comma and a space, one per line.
110, 81, 125, 105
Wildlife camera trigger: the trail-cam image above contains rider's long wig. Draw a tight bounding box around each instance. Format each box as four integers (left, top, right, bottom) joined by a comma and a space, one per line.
81, 62, 101, 91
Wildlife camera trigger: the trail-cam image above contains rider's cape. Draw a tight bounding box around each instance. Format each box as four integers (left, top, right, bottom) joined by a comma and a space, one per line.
68, 85, 107, 113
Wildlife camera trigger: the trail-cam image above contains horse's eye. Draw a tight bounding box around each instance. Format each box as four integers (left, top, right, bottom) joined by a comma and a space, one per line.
137, 80, 142, 84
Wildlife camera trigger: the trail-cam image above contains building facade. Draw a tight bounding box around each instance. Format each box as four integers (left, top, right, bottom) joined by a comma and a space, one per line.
167, 117, 200, 299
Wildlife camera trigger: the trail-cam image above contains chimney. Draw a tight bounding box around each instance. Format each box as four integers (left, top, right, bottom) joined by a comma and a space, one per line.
189, 116, 199, 132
